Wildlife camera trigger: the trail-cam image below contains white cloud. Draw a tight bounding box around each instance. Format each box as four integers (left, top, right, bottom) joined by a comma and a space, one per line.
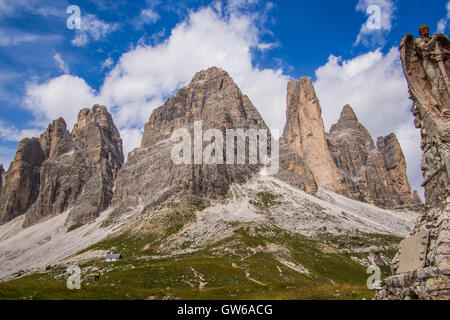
120, 128, 144, 156
355, 0, 396, 47
98, 5, 289, 130
137, 8, 160, 26
314, 47, 423, 197
20, 1, 421, 198
101, 57, 114, 70
72, 14, 119, 47
25, 3, 288, 158
0, 146, 16, 170
0, 0, 66, 18
437, 1, 450, 33
53, 53, 70, 74
0, 29, 51, 47
0, 121, 41, 142
25, 75, 97, 128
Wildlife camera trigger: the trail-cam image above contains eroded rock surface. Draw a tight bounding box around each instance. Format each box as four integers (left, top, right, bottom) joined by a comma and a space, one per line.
377, 30, 449, 300
276, 141, 318, 194
113, 67, 271, 210
377, 134, 424, 211
327, 105, 422, 210
0, 105, 124, 228
0, 139, 44, 224
25, 105, 123, 228
282, 77, 345, 194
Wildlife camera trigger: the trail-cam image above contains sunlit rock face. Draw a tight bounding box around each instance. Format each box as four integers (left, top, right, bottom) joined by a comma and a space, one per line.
112, 67, 271, 211
0, 105, 124, 228
281, 77, 345, 195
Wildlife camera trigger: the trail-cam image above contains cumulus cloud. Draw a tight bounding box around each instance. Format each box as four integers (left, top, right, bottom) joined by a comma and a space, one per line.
355, 0, 396, 47
72, 14, 119, 47
0, 145, 16, 170
25, 75, 97, 128
314, 47, 423, 197
99, 6, 288, 131
20, 1, 421, 198
53, 53, 70, 74
437, 1, 450, 33
24, 3, 288, 158
0, 121, 41, 142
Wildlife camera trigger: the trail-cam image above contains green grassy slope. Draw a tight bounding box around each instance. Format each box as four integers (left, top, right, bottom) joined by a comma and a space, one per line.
0, 196, 402, 300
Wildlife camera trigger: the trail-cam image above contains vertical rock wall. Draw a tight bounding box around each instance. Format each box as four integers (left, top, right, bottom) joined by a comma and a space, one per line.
377, 32, 449, 300
282, 77, 346, 194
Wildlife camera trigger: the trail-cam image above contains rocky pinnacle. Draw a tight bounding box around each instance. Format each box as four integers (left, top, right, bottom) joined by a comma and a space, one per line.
0, 105, 124, 228
326, 104, 422, 210
282, 77, 346, 194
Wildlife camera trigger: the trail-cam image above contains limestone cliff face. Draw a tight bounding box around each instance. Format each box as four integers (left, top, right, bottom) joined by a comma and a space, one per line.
282, 77, 345, 194
0, 139, 44, 224
40, 118, 73, 159
23, 105, 124, 228
377, 32, 449, 300
113, 67, 271, 210
327, 105, 422, 210
0, 105, 124, 228
276, 141, 318, 194
377, 134, 423, 210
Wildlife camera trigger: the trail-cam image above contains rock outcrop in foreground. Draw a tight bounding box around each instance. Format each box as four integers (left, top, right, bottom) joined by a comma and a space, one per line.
377, 30, 449, 300
326, 105, 422, 210
0, 105, 124, 228
112, 67, 271, 211
377, 133, 424, 210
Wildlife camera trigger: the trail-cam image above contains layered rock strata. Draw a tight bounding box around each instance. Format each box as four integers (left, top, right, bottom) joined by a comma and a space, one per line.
326, 105, 422, 210
0, 139, 44, 224
0, 105, 124, 228
112, 67, 272, 210
281, 77, 345, 194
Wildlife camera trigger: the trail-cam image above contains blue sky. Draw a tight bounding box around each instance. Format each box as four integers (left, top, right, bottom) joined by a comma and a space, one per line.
0, 0, 449, 198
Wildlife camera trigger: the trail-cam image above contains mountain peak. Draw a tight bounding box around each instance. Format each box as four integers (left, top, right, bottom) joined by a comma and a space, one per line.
40, 117, 72, 159
340, 104, 358, 122
190, 66, 229, 82
282, 77, 346, 193
115, 68, 269, 209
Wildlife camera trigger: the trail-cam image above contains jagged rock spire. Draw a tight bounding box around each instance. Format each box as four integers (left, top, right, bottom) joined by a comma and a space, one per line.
0, 105, 124, 228
327, 105, 423, 210
282, 77, 346, 194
